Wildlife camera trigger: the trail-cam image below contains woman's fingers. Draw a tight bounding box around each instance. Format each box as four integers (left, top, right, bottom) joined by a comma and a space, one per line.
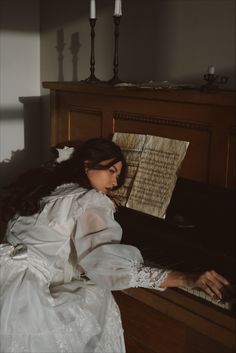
209, 270, 230, 286
197, 270, 230, 300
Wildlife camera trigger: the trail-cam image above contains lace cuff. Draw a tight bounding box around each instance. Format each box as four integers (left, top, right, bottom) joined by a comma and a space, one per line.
129, 260, 171, 291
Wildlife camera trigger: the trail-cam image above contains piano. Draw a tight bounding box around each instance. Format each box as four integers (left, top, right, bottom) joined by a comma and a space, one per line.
114, 177, 236, 353
42, 82, 236, 353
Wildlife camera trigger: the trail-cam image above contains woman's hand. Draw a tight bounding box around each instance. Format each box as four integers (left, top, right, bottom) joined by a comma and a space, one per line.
183, 270, 230, 300
160, 270, 230, 300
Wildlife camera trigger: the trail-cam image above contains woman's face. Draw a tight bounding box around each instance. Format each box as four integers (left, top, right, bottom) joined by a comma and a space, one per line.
86, 160, 122, 194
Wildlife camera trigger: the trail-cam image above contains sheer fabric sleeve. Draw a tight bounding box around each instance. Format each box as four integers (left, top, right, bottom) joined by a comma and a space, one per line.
73, 192, 170, 291
80, 244, 170, 291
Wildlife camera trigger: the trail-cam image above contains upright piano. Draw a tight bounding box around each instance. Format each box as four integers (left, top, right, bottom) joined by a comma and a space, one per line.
43, 82, 236, 353
114, 177, 236, 353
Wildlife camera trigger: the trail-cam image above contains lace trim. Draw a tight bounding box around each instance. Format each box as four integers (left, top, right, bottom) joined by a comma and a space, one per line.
129, 260, 171, 291
95, 298, 125, 353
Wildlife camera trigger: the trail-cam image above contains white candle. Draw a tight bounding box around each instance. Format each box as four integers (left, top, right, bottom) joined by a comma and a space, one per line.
114, 0, 122, 16
208, 65, 215, 75
90, 0, 96, 19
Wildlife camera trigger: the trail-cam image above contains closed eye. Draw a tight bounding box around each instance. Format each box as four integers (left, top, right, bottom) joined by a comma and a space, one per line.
109, 167, 120, 180
109, 167, 116, 174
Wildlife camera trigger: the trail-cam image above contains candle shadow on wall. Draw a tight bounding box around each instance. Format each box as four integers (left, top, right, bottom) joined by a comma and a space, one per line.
56, 29, 66, 81
70, 32, 81, 81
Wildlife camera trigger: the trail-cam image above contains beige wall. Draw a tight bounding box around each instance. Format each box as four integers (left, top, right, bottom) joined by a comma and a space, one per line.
0, 0, 235, 185
0, 0, 41, 187
40, 0, 235, 159
40, 0, 235, 88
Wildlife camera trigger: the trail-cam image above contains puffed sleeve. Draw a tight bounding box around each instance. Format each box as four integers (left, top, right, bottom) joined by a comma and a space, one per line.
80, 244, 170, 291
73, 191, 170, 291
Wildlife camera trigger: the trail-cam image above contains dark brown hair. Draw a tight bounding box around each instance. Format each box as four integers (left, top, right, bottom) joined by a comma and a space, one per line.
2, 138, 127, 220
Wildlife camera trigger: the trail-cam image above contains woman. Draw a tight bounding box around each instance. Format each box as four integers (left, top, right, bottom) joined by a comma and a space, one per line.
0, 138, 229, 353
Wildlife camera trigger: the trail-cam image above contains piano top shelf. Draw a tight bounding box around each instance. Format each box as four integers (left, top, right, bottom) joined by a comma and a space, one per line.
43, 81, 236, 107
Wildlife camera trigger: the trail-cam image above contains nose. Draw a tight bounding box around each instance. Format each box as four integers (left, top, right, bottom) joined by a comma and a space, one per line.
112, 175, 118, 187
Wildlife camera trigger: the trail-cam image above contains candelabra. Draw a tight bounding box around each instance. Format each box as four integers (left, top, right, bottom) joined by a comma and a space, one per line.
83, 18, 100, 83
109, 16, 122, 84
201, 73, 229, 91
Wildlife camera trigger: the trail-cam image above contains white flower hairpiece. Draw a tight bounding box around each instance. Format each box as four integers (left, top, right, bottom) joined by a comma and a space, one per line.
56, 146, 75, 163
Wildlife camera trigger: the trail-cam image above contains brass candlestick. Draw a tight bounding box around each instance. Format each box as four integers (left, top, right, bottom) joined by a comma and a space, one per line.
109, 16, 122, 84
83, 18, 100, 83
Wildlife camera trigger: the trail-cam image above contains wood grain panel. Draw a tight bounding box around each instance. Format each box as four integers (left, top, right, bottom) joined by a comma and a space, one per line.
68, 107, 102, 142
114, 291, 186, 353
114, 111, 211, 182
226, 126, 236, 189
114, 290, 236, 353
43, 81, 235, 187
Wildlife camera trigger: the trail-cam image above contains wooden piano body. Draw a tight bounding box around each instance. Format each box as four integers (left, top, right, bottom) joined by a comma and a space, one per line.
43, 82, 236, 353
115, 178, 236, 353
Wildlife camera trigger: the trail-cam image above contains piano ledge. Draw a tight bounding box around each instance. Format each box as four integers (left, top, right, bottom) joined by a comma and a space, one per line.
119, 287, 236, 351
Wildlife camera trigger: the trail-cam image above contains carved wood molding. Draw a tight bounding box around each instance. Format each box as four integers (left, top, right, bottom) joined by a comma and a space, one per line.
114, 111, 211, 132
69, 105, 102, 117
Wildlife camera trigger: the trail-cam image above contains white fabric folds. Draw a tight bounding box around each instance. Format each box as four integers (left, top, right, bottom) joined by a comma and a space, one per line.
0, 184, 170, 353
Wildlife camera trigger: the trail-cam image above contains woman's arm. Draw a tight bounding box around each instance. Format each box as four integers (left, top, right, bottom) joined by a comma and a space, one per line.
74, 192, 230, 297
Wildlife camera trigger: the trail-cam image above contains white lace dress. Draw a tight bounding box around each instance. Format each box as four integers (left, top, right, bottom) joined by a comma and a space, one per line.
0, 183, 170, 353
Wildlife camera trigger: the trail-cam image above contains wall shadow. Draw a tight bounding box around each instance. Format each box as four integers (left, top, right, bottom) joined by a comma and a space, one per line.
55, 29, 82, 82
70, 32, 81, 81
56, 29, 66, 81
0, 97, 42, 191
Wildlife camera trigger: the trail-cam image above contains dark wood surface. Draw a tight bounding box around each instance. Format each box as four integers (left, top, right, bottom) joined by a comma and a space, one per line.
43, 82, 236, 189
113, 288, 235, 353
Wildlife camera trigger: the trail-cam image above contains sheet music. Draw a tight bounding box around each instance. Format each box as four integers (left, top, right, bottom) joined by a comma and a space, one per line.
127, 135, 189, 218
112, 133, 189, 218
112, 132, 146, 205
